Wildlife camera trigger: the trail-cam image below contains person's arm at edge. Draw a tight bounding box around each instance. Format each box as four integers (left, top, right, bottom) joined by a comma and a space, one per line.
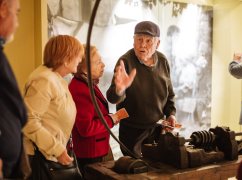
229, 61, 242, 79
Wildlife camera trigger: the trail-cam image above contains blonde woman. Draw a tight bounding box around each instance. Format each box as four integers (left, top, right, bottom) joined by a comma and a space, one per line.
22, 35, 84, 178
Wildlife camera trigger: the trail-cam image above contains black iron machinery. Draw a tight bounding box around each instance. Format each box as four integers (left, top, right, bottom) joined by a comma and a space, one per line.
142, 126, 241, 169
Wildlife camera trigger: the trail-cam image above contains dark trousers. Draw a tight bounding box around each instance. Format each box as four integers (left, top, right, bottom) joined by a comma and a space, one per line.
119, 124, 162, 157
77, 149, 114, 179
77, 157, 103, 179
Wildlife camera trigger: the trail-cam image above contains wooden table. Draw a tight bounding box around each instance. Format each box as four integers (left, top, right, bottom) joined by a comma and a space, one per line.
85, 155, 242, 180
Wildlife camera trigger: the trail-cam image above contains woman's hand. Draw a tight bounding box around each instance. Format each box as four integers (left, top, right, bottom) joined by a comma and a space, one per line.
114, 60, 136, 96
57, 149, 73, 165
110, 114, 119, 125
110, 108, 129, 125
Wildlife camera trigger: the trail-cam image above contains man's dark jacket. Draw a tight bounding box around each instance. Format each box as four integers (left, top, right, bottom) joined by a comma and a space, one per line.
0, 42, 27, 178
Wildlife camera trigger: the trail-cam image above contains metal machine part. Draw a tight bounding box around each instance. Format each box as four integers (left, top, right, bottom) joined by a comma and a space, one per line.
142, 126, 240, 169
114, 156, 149, 174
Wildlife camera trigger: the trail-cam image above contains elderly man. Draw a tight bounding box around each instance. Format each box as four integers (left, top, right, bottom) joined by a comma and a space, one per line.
0, 0, 27, 178
107, 21, 177, 157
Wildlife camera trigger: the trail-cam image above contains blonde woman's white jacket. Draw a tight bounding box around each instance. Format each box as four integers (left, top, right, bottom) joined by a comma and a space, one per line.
22, 65, 76, 162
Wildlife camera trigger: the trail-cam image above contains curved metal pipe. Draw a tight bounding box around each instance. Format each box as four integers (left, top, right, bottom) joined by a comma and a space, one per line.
85, 0, 140, 159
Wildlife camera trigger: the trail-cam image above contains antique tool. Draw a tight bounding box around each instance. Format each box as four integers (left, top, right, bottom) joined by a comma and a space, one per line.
114, 156, 149, 174
142, 126, 240, 169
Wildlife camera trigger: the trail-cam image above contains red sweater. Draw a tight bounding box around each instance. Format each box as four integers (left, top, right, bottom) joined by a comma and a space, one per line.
69, 77, 114, 158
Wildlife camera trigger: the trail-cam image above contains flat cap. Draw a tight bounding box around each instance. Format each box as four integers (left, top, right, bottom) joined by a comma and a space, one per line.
134, 21, 160, 37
